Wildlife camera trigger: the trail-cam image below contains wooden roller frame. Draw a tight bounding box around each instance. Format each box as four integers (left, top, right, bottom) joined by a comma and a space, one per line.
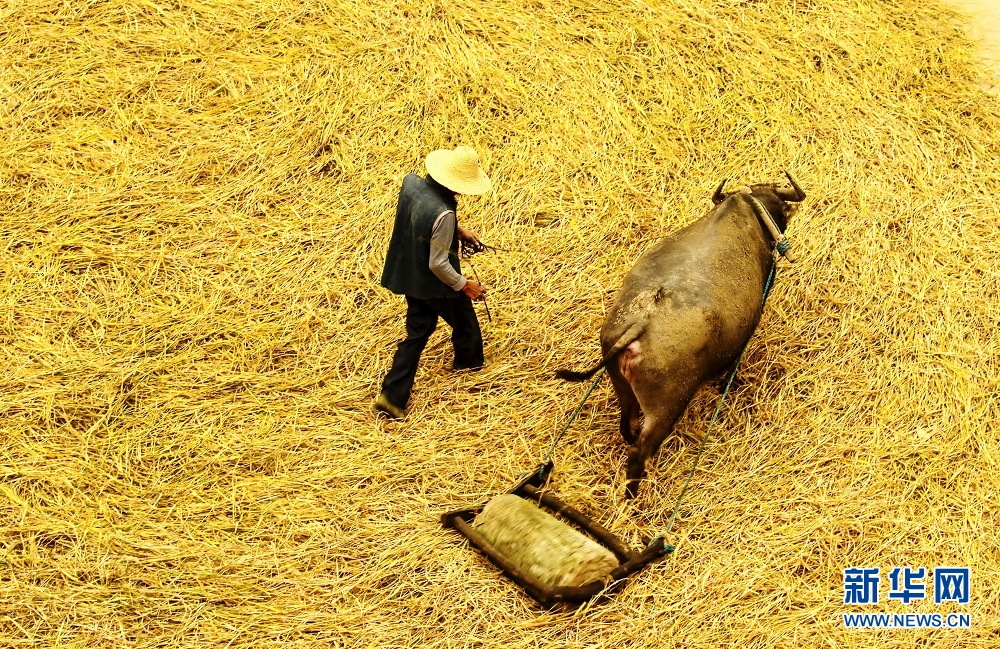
441, 462, 671, 607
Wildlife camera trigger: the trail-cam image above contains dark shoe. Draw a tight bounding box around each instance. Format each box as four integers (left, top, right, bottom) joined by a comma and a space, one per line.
452, 358, 493, 372
374, 393, 405, 419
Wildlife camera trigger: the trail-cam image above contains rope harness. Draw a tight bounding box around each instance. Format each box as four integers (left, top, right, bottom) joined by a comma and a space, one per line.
545, 243, 786, 554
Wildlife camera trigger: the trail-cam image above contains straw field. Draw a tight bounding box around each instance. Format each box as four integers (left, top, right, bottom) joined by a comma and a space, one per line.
2, 0, 999, 647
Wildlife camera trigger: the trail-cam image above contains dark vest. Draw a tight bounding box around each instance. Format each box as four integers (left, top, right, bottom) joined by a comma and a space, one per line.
380, 174, 462, 299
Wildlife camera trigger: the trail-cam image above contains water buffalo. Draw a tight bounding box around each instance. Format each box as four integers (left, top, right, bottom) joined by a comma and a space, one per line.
558, 172, 805, 498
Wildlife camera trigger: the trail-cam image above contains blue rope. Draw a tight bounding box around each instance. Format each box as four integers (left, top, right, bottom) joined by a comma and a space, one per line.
540, 367, 606, 480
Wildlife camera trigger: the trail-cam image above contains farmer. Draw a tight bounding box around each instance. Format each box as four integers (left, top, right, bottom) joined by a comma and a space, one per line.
374, 145, 492, 420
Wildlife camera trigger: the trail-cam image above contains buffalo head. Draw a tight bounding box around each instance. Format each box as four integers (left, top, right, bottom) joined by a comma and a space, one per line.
711, 170, 806, 234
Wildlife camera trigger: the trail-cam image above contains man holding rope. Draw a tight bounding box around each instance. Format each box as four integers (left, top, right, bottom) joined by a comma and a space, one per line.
375, 145, 492, 420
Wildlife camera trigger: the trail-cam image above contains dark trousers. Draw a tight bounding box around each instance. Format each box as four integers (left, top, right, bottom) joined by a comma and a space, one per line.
380, 295, 484, 407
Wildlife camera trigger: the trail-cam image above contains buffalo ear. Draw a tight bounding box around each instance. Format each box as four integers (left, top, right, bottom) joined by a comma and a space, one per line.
712, 179, 728, 205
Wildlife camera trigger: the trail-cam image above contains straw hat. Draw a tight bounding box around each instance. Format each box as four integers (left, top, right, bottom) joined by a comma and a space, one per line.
425, 145, 492, 195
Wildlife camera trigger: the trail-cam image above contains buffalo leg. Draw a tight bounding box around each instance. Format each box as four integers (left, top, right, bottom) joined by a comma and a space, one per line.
626, 382, 700, 499
610, 341, 646, 445
608, 371, 641, 445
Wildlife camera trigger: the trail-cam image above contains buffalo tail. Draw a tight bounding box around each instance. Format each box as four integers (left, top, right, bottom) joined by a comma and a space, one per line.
555, 321, 647, 383
555, 364, 604, 382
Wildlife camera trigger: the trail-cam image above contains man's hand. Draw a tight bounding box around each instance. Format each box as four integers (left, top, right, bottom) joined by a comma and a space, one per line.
457, 225, 485, 254
462, 280, 486, 301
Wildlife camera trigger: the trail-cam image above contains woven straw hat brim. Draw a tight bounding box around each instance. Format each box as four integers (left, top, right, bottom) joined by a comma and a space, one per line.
425, 149, 493, 195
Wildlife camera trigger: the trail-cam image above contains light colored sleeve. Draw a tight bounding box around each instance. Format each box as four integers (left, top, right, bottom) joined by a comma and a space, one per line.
429, 210, 467, 291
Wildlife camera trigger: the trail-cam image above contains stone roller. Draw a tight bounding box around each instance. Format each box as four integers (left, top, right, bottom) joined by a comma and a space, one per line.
473, 494, 619, 588
442, 466, 670, 607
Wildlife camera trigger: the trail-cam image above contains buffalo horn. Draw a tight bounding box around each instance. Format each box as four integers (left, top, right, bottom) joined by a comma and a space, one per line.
775, 170, 806, 202
712, 179, 728, 205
